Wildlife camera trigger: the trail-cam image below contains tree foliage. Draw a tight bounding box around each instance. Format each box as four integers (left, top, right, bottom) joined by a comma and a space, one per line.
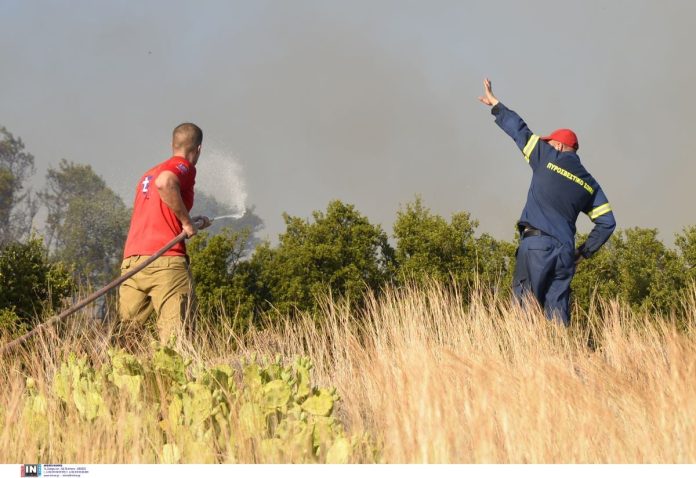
41, 159, 109, 249
187, 196, 696, 328
254, 200, 395, 316
0, 126, 37, 245
188, 228, 259, 330
190, 200, 396, 322
40, 159, 130, 285
675, 226, 696, 283
393, 196, 515, 296
572, 228, 688, 316
0, 236, 73, 335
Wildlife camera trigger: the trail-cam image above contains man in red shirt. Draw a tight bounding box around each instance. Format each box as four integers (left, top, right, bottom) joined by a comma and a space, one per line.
119, 122, 210, 343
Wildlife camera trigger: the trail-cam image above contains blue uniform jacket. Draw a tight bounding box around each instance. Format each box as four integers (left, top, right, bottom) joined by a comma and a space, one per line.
491, 103, 616, 258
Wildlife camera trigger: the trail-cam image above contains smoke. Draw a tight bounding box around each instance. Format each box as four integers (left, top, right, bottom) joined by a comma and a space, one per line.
198, 2, 471, 239
195, 147, 248, 219
3, 1, 696, 243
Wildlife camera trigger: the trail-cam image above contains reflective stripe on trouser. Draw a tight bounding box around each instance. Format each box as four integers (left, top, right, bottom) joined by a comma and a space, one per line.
118, 255, 195, 342
512, 235, 575, 326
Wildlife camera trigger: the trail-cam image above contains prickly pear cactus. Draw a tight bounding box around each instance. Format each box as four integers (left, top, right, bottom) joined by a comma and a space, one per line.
301, 387, 338, 417
53, 353, 108, 421
234, 355, 355, 462
23, 346, 376, 463
162, 443, 180, 464
23, 377, 48, 433
106, 348, 145, 401
151, 339, 189, 386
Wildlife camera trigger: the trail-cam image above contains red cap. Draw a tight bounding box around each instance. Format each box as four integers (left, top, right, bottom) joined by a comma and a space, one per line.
541, 129, 579, 150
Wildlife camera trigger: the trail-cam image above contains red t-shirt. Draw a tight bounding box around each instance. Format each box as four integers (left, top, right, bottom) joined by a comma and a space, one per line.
123, 156, 196, 258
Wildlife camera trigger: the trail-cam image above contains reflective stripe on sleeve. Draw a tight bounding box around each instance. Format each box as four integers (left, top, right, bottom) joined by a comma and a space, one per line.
522, 135, 540, 163
589, 203, 612, 220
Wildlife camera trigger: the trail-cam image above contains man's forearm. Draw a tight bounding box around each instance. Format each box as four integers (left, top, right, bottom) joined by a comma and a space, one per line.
578, 215, 616, 258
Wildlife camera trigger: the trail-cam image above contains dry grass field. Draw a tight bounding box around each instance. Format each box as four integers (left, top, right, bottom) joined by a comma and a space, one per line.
2, 283, 696, 463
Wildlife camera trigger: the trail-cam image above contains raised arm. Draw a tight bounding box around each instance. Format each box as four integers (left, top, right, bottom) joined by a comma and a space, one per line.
479, 78, 551, 169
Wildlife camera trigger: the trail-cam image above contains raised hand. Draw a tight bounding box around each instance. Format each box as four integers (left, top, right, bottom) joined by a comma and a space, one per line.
478, 78, 499, 107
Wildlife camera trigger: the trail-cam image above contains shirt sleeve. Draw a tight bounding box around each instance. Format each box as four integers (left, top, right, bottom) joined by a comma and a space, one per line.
491, 102, 556, 171
578, 187, 616, 258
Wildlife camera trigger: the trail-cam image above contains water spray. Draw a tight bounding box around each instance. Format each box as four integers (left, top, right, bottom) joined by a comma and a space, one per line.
196, 148, 248, 218
211, 212, 245, 221
0, 215, 235, 355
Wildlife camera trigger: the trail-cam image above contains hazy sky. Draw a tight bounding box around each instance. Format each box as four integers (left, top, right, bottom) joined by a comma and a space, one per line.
2, 1, 695, 243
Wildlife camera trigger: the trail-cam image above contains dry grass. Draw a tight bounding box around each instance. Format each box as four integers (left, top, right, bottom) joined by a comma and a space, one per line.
2, 283, 696, 463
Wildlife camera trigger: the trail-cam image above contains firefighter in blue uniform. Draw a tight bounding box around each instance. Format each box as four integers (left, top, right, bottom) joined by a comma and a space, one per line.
478, 78, 616, 325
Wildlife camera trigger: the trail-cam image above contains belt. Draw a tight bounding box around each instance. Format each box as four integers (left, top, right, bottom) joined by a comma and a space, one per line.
522, 227, 549, 239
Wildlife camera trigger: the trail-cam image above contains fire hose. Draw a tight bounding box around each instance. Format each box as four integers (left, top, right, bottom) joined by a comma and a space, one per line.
0, 216, 222, 356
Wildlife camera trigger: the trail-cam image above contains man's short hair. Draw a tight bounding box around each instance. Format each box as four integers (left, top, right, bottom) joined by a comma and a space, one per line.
172, 123, 203, 152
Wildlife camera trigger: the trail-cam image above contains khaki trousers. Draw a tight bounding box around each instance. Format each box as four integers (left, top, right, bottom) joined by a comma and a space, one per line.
118, 255, 195, 343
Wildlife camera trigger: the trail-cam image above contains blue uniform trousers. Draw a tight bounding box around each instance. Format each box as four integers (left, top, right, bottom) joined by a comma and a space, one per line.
512, 234, 575, 326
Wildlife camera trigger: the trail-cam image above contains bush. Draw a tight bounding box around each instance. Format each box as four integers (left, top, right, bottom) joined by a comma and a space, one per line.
393, 196, 515, 297
0, 307, 29, 338
253, 200, 395, 316
572, 228, 687, 317
188, 228, 259, 330
0, 235, 73, 331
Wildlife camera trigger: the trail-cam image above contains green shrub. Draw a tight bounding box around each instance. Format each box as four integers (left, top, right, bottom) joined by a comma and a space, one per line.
0, 307, 28, 338
188, 227, 258, 330
0, 236, 73, 330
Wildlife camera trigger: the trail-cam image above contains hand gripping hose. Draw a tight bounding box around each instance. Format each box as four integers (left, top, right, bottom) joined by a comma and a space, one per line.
0, 218, 209, 356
